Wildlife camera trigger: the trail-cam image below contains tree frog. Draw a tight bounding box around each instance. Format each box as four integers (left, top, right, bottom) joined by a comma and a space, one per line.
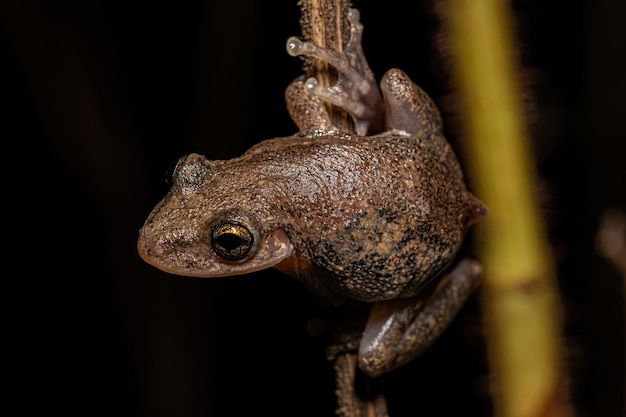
138, 9, 487, 377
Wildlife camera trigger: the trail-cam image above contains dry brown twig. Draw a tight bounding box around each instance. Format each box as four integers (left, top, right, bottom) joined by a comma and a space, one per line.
296, 1, 390, 416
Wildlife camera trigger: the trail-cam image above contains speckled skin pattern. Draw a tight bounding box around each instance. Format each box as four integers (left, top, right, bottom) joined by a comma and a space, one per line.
139, 128, 483, 304
137, 7, 486, 376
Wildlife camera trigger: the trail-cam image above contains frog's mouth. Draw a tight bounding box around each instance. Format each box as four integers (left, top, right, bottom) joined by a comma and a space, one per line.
137, 227, 295, 278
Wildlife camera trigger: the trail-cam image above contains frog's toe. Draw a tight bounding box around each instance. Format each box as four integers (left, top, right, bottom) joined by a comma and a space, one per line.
286, 36, 313, 58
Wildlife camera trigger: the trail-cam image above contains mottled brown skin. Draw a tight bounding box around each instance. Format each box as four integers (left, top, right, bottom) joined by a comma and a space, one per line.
138, 8, 486, 377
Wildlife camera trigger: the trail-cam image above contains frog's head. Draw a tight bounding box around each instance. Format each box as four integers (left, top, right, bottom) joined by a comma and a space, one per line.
137, 153, 294, 277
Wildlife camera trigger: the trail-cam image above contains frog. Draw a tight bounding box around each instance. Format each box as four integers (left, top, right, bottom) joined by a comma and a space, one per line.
137, 8, 487, 377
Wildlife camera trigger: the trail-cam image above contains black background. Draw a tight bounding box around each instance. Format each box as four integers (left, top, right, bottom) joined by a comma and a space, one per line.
2, 1, 623, 416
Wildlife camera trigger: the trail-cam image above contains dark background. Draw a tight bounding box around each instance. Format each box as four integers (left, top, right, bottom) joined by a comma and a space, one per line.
2, 1, 623, 416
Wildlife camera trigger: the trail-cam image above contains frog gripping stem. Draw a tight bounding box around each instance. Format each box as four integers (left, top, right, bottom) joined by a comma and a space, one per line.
286, 8, 384, 135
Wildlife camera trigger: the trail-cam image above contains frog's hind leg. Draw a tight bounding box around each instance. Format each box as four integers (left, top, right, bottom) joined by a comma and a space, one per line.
380, 68, 444, 137
286, 9, 384, 136
357, 259, 483, 377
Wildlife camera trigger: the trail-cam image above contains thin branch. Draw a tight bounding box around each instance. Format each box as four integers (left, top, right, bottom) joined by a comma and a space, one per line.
298, 0, 354, 132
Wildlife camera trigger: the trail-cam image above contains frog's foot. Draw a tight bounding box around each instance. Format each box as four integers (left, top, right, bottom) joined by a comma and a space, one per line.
357, 259, 483, 377
286, 9, 384, 136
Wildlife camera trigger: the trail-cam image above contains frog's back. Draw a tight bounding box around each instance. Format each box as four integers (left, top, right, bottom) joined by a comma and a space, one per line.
236, 131, 483, 302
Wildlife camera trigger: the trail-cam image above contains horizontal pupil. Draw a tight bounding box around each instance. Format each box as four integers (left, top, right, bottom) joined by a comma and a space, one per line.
211, 222, 254, 260
217, 233, 245, 252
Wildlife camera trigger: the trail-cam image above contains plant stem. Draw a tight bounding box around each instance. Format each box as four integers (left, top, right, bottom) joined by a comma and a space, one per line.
441, 1, 572, 416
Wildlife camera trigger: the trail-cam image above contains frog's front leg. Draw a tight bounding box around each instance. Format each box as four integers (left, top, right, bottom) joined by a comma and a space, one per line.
286, 8, 384, 135
358, 259, 483, 377
285, 77, 338, 132
379, 68, 444, 137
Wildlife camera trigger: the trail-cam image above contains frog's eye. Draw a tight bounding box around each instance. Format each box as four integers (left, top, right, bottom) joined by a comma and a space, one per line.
164, 153, 214, 191
209, 211, 259, 261
211, 223, 254, 260
164, 156, 185, 186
